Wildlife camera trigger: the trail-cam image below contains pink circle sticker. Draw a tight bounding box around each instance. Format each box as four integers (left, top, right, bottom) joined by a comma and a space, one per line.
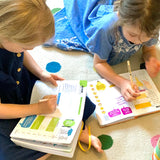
151, 135, 160, 148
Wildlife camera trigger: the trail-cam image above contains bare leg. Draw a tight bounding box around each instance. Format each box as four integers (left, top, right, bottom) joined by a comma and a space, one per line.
37, 154, 51, 160
79, 126, 103, 153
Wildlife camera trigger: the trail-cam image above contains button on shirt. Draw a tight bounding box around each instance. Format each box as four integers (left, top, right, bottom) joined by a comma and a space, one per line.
17, 68, 21, 72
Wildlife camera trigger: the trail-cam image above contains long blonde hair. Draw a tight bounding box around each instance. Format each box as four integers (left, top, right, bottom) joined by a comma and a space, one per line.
0, 0, 55, 45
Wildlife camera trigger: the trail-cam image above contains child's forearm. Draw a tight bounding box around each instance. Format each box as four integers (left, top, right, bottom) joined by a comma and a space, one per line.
0, 103, 40, 119
23, 51, 44, 79
94, 60, 125, 88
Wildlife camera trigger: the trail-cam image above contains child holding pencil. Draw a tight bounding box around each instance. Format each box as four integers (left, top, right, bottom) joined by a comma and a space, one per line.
0, 1, 102, 159
46, 0, 160, 102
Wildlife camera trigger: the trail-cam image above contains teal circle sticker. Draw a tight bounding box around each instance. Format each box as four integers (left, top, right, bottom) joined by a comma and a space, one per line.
46, 61, 61, 73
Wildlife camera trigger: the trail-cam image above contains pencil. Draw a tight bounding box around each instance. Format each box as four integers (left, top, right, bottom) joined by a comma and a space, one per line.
127, 60, 133, 87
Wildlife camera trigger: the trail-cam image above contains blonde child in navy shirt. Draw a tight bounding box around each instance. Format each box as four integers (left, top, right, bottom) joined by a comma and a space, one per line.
0, 0, 103, 160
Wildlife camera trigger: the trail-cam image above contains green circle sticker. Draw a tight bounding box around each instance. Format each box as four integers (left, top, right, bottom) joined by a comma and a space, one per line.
51, 8, 61, 14
63, 119, 75, 127
98, 134, 113, 150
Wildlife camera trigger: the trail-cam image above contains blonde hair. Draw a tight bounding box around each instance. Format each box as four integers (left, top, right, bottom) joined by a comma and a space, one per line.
0, 0, 55, 45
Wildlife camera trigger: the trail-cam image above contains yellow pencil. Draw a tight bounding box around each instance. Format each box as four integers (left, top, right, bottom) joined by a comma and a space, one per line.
127, 60, 133, 87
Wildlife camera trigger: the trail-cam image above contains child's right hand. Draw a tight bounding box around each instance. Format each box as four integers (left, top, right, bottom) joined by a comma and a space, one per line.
120, 79, 140, 102
38, 95, 57, 114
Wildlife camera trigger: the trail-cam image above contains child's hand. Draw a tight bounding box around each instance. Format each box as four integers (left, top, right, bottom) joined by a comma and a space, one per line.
145, 57, 160, 77
120, 79, 140, 102
40, 71, 64, 86
38, 95, 57, 114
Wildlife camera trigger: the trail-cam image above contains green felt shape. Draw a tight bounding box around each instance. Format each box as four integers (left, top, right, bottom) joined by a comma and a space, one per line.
80, 80, 87, 87
63, 119, 75, 127
51, 8, 61, 14
98, 134, 113, 150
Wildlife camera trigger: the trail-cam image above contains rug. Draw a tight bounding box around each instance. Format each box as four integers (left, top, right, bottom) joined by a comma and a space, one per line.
27, 1, 160, 160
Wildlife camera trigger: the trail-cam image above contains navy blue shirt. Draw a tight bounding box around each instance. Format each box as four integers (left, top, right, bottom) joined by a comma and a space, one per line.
0, 49, 45, 160
0, 48, 38, 104
0, 49, 95, 160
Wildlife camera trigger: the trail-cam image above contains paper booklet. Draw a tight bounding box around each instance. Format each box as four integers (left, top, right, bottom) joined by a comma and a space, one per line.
87, 69, 160, 127
10, 80, 87, 158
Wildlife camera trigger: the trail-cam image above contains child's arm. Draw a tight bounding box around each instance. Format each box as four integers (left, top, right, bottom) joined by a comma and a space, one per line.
0, 95, 57, 119
142, 45, 160, 77
94, 54, 140, 101
23, 51, 64, 86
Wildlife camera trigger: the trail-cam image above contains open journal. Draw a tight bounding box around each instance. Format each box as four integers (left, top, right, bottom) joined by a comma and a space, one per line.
10, 80, 87, 158
87, 69, 160, 127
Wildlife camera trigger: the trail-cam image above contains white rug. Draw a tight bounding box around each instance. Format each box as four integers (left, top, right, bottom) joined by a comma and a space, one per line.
29, 46, 160, 160
27, 1, 160, 160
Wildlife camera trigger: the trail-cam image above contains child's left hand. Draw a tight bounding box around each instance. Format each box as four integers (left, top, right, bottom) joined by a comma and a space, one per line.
145, 57, 160, 77
39, 71, 64, 86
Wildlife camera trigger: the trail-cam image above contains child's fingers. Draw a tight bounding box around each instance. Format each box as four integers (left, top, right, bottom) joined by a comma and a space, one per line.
43, 95, 56, 99
132, 84, 140, 93
123, 91, 134, 101
128, 88, 140, 98
123, 88, 139, 101
54, 75, 64, 80
49, 78, 58, 86
48, 95, 57, 99
51, 74, 64, 80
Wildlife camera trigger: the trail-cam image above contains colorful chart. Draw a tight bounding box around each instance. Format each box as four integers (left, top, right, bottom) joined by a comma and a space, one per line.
87, 70, 160, 127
